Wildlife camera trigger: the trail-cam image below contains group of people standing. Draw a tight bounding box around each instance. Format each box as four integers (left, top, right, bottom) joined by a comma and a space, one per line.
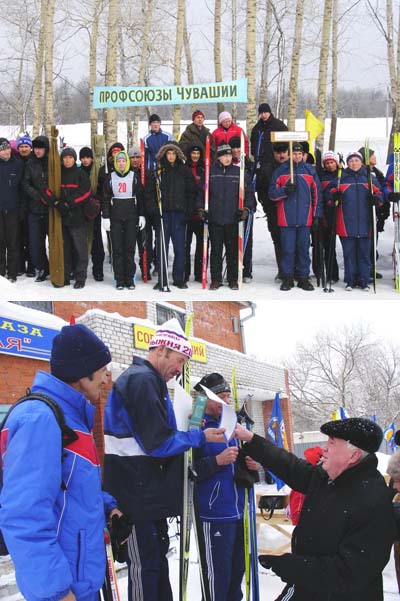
0, 103, 399, 290
0, 318, 398, 601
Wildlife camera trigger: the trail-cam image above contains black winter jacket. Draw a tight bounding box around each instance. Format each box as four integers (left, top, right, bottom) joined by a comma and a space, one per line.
0, 153, 23, 213
147, 162, 197, 215
60, 164, 91, 228
244, 434, 395, 601
22, 154, 50, 215
208, 162, 254, 225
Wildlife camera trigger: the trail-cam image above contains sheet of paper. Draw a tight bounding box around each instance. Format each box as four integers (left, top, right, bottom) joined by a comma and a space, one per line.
173, 380, 193, 431
199, 384, 237, 440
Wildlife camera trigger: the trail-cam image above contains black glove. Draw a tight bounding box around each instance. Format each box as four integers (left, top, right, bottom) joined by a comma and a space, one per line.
54, 200, 70, 217
312, 217, 320, 233
285, 182, 296, 195
40, 187, 58, 207
197, 208, 209, 222
389, 192, 400, 203
235, 207, 249, 222
258, 555, 275, 570
369, 194, 381, 207
110, 513, 133, 563
333, 191, 342, 205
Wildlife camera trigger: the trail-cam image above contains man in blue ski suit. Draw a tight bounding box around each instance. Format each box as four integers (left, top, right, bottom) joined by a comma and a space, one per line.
194, 372, 260, 601
0, 323, 119, 601
103, 318, 225, 601
269, 142, 323, 291
329, 151, 384, 291
143, 114, 175, 171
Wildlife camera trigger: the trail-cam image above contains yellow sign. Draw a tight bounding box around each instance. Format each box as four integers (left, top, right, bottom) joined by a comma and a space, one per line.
134, 324, 207, 363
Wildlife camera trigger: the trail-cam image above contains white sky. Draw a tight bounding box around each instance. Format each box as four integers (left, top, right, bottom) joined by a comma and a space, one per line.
243, 300, 400, 366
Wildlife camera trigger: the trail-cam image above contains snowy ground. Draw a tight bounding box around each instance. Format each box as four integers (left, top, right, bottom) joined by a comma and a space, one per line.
0, 201, 398, 301
113, 525, 400, 601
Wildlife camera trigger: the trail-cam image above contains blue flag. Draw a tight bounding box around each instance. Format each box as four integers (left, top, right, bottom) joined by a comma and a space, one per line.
340, 407, 349, 419
266, 392, 288, 490
384, 422, 396, 452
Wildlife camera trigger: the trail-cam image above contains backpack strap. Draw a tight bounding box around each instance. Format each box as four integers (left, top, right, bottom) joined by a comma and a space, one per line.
0, 388, 78, 448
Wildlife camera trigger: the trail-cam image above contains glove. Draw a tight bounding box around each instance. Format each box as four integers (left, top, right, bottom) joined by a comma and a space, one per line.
312, 217, 320, 233
333, 191, 342, 205
369, 194, 381, 207
41, 187, 58, 207
197, 208, 209, 222
389, 192, 400, 203
235, 207, 249, 222
54, 200, 70, 217
102, 217, 111, 231
285, 182, 296, 195
110, 513, 133, 563
258, 555, 275, 570
138, 216, 146, 231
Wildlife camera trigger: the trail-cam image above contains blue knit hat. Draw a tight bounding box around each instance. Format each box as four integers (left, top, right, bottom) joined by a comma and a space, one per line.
50, 324, 111, 382
17, 134, 32, 148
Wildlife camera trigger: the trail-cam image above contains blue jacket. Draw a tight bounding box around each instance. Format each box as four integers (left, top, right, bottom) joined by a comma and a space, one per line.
143, 129, 175, 171
269, 160, 323, 227
194, 413, 244, 522
329, 166, 383, 238
0, 371, 116, 601
208, 162, 255, 225
0, 153, 24, 213
103, 357, 206, 521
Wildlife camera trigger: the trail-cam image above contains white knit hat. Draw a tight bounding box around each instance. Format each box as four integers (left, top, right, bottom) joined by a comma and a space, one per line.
149, 318, 192, 359
346, 151, 363, 164
218, 111, 232, 124
322, 150, 339, 165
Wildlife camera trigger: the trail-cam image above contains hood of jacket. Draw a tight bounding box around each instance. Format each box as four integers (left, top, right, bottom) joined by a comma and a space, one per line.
156, 143, 186, 164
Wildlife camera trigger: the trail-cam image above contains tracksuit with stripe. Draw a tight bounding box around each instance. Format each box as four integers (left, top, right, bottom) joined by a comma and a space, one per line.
194, 413, 246, 601
103, 357, 208, 601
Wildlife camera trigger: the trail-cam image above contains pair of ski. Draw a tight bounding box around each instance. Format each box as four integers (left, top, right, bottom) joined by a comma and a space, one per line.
393, 132, 400, 292
179, 355, 260, 601
201, 132, 247, 289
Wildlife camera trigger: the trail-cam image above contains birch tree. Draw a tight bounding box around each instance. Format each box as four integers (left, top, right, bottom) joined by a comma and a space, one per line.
328, 0, 338, 150
245, 0, 257, 130
316, 0, 334, 149
103, 0, 119, 146
287, 0, 305, 129
43, 0, 55, 135
214, 0, 224, 116
259, 0, 272, 103
231, 0, 237, 120
130, 0, 154, 144
88, 0, 103, 143
172, 0, 185, 139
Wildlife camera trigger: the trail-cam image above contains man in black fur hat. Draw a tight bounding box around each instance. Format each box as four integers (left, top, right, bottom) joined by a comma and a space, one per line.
235, 417, 395, 601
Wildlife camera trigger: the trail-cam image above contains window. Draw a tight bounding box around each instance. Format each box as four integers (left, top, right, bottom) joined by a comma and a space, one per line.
156, 304, 185, 330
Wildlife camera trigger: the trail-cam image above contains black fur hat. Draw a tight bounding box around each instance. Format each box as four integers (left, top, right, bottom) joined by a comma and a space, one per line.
195, 373, 231, 395
320, 417, 383, 453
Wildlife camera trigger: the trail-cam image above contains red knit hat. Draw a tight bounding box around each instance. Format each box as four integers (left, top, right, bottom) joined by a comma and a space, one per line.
304, 446, 323, 466
192, 110, 205, 120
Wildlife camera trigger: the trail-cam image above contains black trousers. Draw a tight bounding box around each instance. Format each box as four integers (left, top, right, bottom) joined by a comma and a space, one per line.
18, 214, 34, 273
62, 224, 88, 283
110, 217, 138, 285
185, 218, 204, 281
90, 213, 105, 278
0, 211, 19, 279
209, 222, 238, 284
28, 212, 49, 273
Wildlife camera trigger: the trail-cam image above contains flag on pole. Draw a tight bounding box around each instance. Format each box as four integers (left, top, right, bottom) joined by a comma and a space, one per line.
305, 109, 324, 160
266, 392, 288, 490
340, 407, 349, 419
331, 409, 341, 420
384, 422, 396, 452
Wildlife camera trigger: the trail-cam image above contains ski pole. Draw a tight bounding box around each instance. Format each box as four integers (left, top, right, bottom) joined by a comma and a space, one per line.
202, 136, 210, 289
103, 528, 121, 601
154, 167, 170, 292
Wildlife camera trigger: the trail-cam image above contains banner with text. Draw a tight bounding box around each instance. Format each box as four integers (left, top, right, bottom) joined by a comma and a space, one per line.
93, 79, 248, 109
134, 324, 207, 363
0, 317, 60, 361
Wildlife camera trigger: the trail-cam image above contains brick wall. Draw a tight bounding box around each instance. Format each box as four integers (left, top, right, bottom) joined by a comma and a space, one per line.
53, 302, 147, 322
0, 355, 49, 404
192, 301, 243, 352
